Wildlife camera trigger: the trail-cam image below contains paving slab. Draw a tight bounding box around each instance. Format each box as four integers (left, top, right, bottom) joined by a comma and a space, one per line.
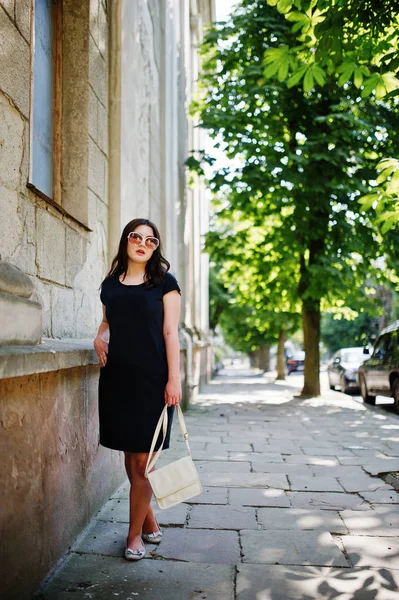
39, 553, 235, 600
358, 488, 399, 504
287, 491, 371, 511
284, 455, 340, 466
71, 519, 130, 557
194, 460, 251, 473
229, 488, 291, 507
257, 507, 347, 533
253, 443, 302, 453
299, 446, 356, 456
288, 476, 345, 492
207, 443, 254, 452
338, 475, 396, 493
188, 504, 257, 530
190, 449, 229, 460
359, 458, 399, 475
184, 486, 229, 505
200, 472, 288, 488
308, 464, 369, 477
251, 462, 313, 476
340, 505, 399, 536
229, 451, 285, 462
341, 535, 399, 569
152, 528, 240, 565
236, 564, 399, 600
240, 529, 348, 566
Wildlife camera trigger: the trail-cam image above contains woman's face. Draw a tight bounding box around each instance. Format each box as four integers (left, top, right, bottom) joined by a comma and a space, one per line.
126, 224, 157, 264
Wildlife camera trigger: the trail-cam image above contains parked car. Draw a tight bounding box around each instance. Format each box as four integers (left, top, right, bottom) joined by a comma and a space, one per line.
357, 320, 399, 413
328, 347, 366, 394
286, 351, 305, 374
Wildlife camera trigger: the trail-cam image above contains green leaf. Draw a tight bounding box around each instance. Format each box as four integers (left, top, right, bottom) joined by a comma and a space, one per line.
263, 45, 289, 65
303, 67, 314, 92
377, 158, 399, 171
337, 61, 355, 86
353, 67, 363, 89
375, 82, 387, 100
264, 61, 280, 78
286, 11, 308, 23
277, 0, 293, 13
358, 194, 379, 210
287, 64, 307, 87
278, 60, 289, 82
312, 64, 326, 86
381, 215, 398, 234
266, 0, 279, 6
382, 72, 399, 93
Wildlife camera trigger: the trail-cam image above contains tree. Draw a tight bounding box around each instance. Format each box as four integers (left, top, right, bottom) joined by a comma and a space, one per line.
192, 0, 399, 396
263, 0, 399, 228
205, 207, 301, 377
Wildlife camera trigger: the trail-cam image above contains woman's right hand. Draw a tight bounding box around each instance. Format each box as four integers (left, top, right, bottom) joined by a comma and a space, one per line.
94, 335, 108, 367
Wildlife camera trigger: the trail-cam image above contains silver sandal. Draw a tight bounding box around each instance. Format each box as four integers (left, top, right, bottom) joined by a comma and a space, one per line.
124, 546, 146, 561
142, 530, 163, 544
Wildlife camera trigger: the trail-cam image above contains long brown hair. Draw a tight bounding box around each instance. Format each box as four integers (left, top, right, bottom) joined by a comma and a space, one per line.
106, 218, 170, 288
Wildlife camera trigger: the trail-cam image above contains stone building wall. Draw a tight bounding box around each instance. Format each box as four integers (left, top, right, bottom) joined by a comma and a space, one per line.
0, 1, 214, 598
0, 0, 109, 340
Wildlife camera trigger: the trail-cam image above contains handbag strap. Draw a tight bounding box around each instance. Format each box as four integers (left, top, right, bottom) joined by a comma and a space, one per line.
144, 404, 191, 477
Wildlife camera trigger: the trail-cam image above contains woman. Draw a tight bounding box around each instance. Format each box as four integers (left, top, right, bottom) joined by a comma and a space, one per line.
94, 218, 182, 561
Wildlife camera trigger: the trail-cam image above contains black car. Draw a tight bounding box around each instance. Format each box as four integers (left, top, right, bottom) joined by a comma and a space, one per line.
357, 320, 399, 413
328, 347, 366, 394
286, 351, 305, 375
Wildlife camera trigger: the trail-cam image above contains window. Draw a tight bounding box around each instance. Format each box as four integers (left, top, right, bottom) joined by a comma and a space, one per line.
28, 0, 92, 229
29, 0, 62, 202
386, 330, 398, 360
373, 335, 389, 360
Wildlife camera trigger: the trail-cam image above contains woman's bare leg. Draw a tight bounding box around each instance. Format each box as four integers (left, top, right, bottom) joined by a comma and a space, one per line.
124, 452, 159, 549
124, 453, 159, 535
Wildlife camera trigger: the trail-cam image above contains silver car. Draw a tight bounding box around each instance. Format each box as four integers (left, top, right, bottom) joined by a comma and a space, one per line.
328, 347, 366, 394
357, 320, 399, 413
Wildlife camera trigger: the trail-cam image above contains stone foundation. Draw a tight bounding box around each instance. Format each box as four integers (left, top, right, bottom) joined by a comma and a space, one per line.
0, 363, 125, 600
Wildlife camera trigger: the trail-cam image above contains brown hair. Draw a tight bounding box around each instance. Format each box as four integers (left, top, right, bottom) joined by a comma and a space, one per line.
105, 218, 170, 288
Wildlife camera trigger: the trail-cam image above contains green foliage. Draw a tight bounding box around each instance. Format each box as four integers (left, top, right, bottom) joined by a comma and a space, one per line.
263, 0, 399, 97
208, 267, 231, 332
261, 0, 399, 230
321, 311, 380, 354
359, 158, 399, 233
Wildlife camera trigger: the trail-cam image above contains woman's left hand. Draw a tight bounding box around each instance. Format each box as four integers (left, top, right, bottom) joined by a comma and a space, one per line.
164, 376, 182, 406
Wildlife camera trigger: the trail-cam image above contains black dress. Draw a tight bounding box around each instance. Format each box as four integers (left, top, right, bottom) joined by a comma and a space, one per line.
98, 271, 181, 453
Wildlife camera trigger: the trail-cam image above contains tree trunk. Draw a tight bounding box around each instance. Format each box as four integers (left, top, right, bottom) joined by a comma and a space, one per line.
249, 351, 256, 368
301, 301, 320, 396
276, 329, 286, 380
254, 344, 271, 372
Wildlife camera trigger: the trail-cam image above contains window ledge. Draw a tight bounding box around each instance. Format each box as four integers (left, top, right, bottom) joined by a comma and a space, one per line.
0, 338, 98, 380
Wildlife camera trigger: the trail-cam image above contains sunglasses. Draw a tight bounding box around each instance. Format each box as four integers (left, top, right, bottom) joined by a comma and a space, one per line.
127, 231, 159, 250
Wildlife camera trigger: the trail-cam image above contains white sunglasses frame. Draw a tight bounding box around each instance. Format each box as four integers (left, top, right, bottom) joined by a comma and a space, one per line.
127, 231, 160, 249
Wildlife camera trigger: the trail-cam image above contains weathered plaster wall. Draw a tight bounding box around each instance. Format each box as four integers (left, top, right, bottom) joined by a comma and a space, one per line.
0, 2, 214, 598
0, 365, 124, 600
0, 0, 109, 342
119, 0, 162, 238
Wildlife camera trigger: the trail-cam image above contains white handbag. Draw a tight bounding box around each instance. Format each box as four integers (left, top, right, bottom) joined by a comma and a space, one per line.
144, 404, 202, 509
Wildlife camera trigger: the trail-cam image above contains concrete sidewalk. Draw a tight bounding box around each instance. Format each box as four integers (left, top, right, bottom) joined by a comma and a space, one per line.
36, 367, 399, 599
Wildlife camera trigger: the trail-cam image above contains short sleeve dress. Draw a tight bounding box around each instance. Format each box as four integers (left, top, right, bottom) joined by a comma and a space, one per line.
98, 271, 181, 453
